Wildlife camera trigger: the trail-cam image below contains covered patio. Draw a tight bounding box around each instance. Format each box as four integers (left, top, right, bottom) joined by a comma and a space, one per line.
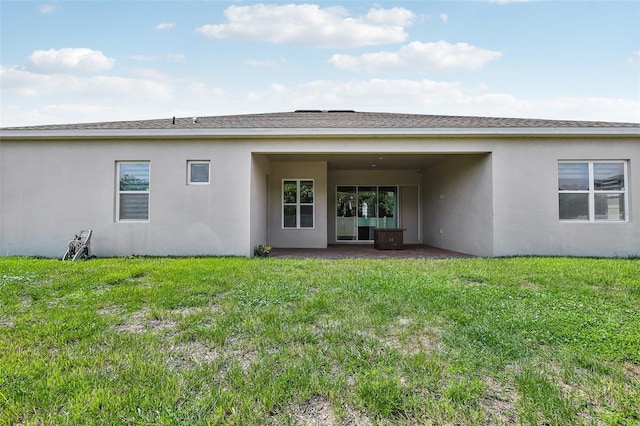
270, 244, 473, 259
254, 150, 494, 258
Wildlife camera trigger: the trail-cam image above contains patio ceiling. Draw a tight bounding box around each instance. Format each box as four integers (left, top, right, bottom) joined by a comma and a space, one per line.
264, 153, 460, 170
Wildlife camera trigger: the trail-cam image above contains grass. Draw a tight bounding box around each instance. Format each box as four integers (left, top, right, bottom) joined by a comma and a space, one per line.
0, 256, 638, 425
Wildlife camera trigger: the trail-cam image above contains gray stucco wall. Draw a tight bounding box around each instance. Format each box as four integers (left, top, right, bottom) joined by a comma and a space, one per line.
422, 154, 494, 257
250, 154, 270, 254
490, 138, 639, 257
0, 139, 253, 257
1, 134, 638, 258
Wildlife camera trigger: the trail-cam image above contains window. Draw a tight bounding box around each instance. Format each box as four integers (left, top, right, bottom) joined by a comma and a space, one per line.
187, 160, 210, 184
558, 161, 627, 221
117, 162, 150, 221
283, 179, 314, 228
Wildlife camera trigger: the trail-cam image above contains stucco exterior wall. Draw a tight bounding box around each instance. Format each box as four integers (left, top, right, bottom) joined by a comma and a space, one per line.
0, 139, 253, 257
490, 137, 639, 257
422, 154, 494, 257
250, 154, 270, 254
1, 133, 638, 258
267, 161, 328, 248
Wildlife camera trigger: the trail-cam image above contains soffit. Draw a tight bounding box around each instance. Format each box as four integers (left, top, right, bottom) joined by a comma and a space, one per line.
265, 153, 459, 170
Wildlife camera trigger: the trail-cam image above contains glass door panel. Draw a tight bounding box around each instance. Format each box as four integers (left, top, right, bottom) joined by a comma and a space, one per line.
336, 186, 357, 240
336, 185, 398, 242
358, 186, 377, 241
377, 186, 397, 228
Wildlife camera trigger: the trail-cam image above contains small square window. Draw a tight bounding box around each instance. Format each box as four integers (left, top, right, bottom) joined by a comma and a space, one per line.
188, 161, 210, 184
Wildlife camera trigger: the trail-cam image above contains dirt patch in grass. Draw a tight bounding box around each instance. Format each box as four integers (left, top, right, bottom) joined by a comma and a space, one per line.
384, 319, 445, 355
624, 362, 640, 378
217, 337, 270, 373
167, 341, 219, 370
167, 337, 258, 372
97, 304, 125, 316
340, 404, 373, 426
289, 395, 336, 425
228, 348, 258, 372
281, 396, 372, 426
171, 304, 220, 317
114, 309, 177, 334
352, 319, 444, 356
481, 376, 517, 425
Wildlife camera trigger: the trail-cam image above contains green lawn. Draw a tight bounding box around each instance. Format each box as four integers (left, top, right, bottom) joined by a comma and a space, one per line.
1, 256, 638, 425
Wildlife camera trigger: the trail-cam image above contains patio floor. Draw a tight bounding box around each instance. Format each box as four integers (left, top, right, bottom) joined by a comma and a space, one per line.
269, 244, 473, 259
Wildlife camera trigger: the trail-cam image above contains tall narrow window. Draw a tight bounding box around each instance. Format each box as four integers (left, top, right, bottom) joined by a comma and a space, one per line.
187, 160, 210, 184
558, 161, 627, 222
117, 162, 150, 221
283, 179, 314, 228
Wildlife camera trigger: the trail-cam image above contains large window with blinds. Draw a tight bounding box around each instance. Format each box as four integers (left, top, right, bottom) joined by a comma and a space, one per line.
116, 162, 150, 221
558, 161, 627, 222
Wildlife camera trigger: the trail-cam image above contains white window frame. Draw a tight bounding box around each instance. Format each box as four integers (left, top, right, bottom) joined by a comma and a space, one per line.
187, 160, 210, 185
558, 160, 628, 222
116, 161, 150, 222
282, 179, 315, 229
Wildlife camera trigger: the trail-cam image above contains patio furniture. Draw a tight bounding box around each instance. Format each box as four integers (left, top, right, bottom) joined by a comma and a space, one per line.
374, 228, 405, 250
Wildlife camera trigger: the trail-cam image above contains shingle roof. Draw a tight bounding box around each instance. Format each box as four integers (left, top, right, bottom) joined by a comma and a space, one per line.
2, 110, 639, 131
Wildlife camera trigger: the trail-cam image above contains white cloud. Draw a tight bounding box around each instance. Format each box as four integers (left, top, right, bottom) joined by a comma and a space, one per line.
627, 50, 640, 67
0, 66, 232, 126
363, 7, 415, 26
185, 81, 226, 102
2, 71, 638, 126
1, 66, 170, 101
196, 4, 413, 47
329, 41, 502, 73
39, 4, 55, 14
154, 22, 176, 31
439, 13, 448, 23
29, 48, 115, 73
245, 78, 640, 123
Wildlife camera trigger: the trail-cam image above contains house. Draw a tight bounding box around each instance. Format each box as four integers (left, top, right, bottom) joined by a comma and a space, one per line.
1, 110, 638, 258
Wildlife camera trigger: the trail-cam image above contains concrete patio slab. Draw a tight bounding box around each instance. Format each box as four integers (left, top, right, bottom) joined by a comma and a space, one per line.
269, 244, 473, 259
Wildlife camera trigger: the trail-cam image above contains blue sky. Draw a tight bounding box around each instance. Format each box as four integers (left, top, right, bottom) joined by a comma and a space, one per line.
1, 0, 639, 126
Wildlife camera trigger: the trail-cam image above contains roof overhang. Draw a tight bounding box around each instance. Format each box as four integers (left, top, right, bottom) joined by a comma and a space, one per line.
1, 127, 639, 140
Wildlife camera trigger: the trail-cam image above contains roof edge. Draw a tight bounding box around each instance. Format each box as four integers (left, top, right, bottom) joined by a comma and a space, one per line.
2, 126, 640, 139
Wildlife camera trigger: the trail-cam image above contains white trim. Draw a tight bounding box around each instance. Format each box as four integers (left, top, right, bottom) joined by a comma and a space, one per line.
187, 160, 210, 185
116, 161, 150, 222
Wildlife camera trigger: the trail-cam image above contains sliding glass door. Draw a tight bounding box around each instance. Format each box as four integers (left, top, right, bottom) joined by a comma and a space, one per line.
336, 185, 397, 241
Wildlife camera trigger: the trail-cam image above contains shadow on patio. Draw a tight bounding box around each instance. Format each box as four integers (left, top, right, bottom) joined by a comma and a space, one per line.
270, 244, 473, 259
